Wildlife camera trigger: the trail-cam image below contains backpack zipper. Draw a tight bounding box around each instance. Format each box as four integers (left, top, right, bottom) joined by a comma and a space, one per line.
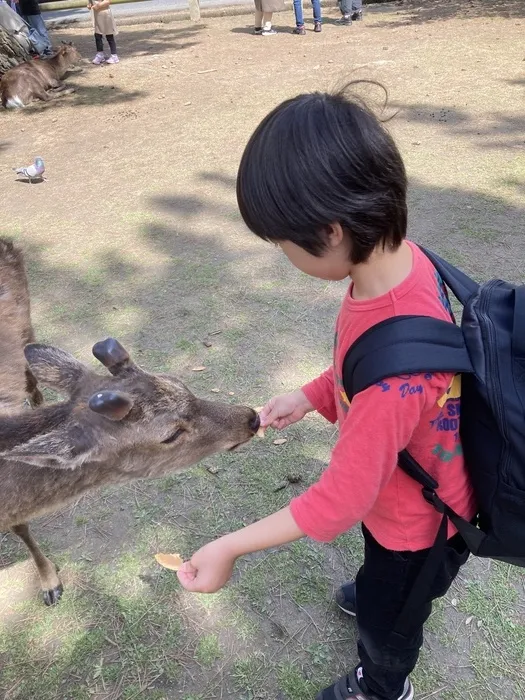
476, 281, 506, 429
475, 280, 510, 479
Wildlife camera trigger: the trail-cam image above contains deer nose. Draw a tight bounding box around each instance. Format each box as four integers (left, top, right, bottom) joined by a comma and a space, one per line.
249, 412, 261, 434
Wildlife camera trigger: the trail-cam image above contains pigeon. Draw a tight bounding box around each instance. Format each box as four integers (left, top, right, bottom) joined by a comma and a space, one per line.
13, 157, 46, 183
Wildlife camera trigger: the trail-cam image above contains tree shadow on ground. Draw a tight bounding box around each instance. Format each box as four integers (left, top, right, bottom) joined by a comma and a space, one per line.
21, 84, 148, 112
391, 98, 525, 151
372, 0, 525, 26
52, 23, 206, 59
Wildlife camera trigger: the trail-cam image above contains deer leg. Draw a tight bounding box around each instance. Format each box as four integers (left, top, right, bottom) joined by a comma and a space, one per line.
46, 85, 76, 100
11, 523, 63, 606
25, 366, 44, 407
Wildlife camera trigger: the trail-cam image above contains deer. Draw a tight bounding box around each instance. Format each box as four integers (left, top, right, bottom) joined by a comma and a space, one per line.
0, 238, 260, 606
1, 43, 81, 109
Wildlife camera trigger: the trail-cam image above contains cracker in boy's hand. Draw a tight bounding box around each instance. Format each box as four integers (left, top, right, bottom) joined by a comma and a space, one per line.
255, 407, 266, 438
155, 553, 184, 571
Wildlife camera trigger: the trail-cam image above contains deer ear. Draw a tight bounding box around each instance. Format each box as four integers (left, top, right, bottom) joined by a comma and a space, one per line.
24, 344, 86, 395
0, 423, 98, 470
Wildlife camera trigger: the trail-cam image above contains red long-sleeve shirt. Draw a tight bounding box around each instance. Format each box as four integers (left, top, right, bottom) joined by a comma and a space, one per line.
290, 242, 477, 551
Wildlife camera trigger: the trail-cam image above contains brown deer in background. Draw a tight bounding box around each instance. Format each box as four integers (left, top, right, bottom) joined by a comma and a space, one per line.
1, 43, 81, 109
0, 238, 260, 605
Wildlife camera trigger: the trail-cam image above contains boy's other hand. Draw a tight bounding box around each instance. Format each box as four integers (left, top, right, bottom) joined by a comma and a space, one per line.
259, 389, 314, 430
177, 539, 236, 594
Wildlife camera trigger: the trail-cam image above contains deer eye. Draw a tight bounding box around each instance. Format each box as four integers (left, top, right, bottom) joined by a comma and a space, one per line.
161, 428, 185, 445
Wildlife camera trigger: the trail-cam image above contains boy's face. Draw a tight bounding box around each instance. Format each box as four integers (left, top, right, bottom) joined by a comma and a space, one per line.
278, 226, 352, 281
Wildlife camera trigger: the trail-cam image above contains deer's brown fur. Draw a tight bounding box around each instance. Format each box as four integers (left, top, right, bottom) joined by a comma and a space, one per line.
0, 238, 259, 605
1, 44, 81, 109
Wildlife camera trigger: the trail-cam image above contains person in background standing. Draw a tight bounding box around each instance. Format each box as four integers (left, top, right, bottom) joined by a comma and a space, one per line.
88, 0, 119, 64
337, 0, 362, 26
293, 0, 321, 35
253, 0, 283, 35
13, 0, 52, 55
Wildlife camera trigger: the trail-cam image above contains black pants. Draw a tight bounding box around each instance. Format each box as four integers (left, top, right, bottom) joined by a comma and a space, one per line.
356, 525, 469, 700
95, 33, 117, 54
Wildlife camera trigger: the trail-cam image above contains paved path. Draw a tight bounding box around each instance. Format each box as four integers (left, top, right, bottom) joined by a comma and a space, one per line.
43, 0, 249, 23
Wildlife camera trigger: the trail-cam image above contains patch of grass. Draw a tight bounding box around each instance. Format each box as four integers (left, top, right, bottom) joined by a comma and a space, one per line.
278, 663, 318, 700
457, 563, 525, 694
195, 633, 221, 668
458, 226, 496, 243
232, 652, 269, 697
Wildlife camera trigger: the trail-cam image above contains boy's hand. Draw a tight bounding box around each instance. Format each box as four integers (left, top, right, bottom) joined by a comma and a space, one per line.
259, 389, 314, 430
177, 539, 237, 594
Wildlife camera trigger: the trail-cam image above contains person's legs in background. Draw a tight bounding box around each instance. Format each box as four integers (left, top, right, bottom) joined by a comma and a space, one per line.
352, 0, 363, 20
311, 0, 321, 32
292, 0, 305, 33
337, 0, 353, 25
93, 33, 105, 64
105, 34, 119, 62
254, 2, 276, 35
24, 13, 52, 54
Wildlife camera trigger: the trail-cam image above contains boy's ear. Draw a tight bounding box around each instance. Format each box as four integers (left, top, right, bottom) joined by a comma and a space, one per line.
326, 222, 345, 247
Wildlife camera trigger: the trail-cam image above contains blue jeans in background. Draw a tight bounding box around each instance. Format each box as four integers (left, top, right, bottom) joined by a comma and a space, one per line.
24, 13, 52, 53
339, 0, 361, 16
293, 0, 321, 26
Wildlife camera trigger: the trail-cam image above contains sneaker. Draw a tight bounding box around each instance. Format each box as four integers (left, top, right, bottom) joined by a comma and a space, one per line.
92, 52, 106, 65
316, 667, 414, 700
254, 26, 263, 34
351, 9, 363, 20
314, 21, 322, 32
293, 25, 306, 34
335, 580, 356, 616
261, 27, 277, 35
336, 14, 352, 25
106, 54, 119, 64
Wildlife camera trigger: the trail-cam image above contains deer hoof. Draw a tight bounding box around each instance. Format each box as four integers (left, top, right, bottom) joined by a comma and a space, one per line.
43, 584, 64, 606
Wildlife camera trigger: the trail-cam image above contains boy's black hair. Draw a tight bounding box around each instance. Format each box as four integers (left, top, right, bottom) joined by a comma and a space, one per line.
236, 83, 407, 265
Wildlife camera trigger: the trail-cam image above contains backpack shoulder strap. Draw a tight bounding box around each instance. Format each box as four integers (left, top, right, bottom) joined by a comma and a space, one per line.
420, 247, 479, 305
342, 315, 473, 403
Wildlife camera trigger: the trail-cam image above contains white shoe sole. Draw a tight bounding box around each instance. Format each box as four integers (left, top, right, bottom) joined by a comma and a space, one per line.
399, 679, 415, 700
337, 601, 356, 617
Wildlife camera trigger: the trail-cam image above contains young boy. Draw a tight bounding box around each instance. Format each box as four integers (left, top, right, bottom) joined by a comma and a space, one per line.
177, 86, 477, 700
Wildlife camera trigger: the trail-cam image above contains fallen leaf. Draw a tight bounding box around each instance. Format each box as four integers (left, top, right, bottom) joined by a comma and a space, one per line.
155, 553, 183, 571
207, 465, 220, 474
203, 341, 212, 347
451, 598, 458, 607
211, 388, 220, 393
465, 616, 474, 626
273, 438, 287, 446
228, 391, 235, 396
192, 366, 206, 372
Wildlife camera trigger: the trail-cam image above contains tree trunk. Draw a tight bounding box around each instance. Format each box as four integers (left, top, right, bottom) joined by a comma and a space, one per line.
0, 24, 31, 77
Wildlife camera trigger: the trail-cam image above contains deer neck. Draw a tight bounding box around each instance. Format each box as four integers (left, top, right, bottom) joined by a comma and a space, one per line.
0, 449, 132, 531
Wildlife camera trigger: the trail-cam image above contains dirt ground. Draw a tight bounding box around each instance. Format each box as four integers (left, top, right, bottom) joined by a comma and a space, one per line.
1, 1, 524, 698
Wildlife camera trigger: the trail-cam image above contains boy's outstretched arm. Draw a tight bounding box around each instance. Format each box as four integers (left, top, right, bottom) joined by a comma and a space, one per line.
303, 367, 338, 424
177, 507, 304, 593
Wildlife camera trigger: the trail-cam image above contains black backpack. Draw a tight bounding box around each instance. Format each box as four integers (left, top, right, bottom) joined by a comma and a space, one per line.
342, 247, 525, 638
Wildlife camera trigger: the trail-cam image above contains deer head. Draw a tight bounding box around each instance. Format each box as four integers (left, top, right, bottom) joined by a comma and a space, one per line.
0, 339, 260, 476
55, 43, 81, 66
